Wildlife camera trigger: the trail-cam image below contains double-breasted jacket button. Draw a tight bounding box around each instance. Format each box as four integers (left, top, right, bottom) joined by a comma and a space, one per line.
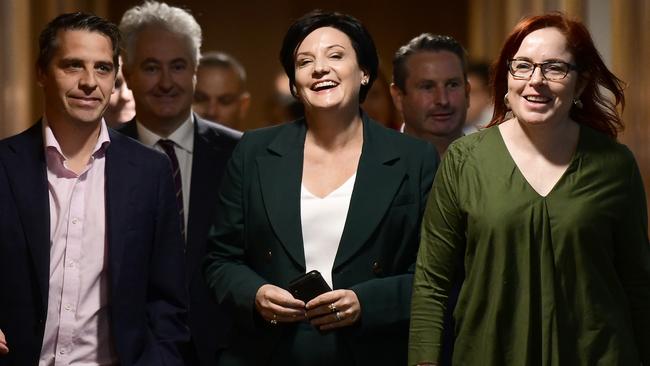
266, 249, 272, 262
372, 261, 383, 275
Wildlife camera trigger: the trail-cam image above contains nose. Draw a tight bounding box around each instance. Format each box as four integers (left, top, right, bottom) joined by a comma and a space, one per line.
313, 57, 330, 76
529, 65, 545, 85
207, 99, 220, 120
79, 69, 98, 93
158, 68, 174, 91
433, 86, 449, 107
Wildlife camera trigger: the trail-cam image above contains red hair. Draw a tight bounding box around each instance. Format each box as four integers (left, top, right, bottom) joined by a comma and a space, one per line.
487, 13, 625, 137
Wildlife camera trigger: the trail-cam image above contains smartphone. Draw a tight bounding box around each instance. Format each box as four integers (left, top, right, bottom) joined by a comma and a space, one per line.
288, 270, 332, 303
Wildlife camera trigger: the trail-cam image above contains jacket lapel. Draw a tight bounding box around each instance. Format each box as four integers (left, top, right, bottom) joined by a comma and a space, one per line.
3, 122, 51, 312
333, 116, 406, 270
256, 121, 307, 270
105, 130, 137, 289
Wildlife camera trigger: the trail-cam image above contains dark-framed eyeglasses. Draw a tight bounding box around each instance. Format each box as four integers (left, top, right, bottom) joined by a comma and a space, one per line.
507, 59, 578, 81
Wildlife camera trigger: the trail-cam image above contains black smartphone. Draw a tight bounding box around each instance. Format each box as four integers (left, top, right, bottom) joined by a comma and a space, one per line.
288, 270, 332, 303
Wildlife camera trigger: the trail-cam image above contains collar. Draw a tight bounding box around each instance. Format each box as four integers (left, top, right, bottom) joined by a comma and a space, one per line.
136, 114, 194, 153
42, 115, 111, 161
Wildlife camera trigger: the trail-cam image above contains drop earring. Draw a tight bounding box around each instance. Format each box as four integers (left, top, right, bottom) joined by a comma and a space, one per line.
573, 98, 583, 109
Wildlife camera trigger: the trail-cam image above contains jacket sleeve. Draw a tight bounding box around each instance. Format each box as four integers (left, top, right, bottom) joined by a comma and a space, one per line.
409, 143, 466, 366
203, 134, 269, 333
613, 150, 650, 365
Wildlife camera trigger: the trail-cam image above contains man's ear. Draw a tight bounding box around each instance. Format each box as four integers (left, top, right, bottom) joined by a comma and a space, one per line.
239, 92, 251, 119
36, 65, 45, 87
389, 83, 404, 115
465, 79, 471, 110
122, 65, 131, 85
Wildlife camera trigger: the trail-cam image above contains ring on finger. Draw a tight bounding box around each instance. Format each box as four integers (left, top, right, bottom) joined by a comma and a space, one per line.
335, 311, 343, 321
270, 313, 278, 325
328, 303, 338, 313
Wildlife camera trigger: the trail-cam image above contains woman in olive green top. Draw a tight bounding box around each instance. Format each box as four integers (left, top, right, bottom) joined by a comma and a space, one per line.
410, 13, 650, 366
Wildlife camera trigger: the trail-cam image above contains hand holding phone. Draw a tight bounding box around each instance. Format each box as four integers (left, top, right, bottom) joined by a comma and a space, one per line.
288, 270, 331, 303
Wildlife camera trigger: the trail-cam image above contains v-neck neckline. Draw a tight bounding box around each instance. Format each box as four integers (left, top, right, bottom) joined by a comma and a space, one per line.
301, 173, 357, 200
494, 125, 582, 198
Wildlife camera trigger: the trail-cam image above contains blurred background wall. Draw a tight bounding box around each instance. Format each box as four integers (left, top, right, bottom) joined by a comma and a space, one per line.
1, 0, 648, 220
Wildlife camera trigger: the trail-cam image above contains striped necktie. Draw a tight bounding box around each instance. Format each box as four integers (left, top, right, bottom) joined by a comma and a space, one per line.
158, 139, 186, 240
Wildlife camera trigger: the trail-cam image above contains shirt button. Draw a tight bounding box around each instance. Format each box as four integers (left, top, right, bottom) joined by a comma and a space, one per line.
59, 349, 66, 355
72, 218, 79, 224
67, 260, 75, 268
64, 304, 72, 311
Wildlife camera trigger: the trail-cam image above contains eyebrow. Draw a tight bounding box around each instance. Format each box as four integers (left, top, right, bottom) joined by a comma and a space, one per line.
59, 58, 114, 67
512, 56, 570, 63
296, 44, 346, 57
141, 57, 188, 64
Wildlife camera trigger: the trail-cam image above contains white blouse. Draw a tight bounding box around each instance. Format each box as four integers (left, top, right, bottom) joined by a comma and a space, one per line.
300, 174, 356, 288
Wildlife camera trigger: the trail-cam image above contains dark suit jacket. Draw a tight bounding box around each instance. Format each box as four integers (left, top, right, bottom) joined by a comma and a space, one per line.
204, 115, 439, 365
0, 121, 190, 366
118, 115, 241, 365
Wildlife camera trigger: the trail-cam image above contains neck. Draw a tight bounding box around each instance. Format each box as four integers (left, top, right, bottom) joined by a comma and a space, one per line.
304, 107, 363, 149
137, 111, 190, 138
514, 117, 578, 153
404, 125, 462, 156
47, 116, 101, 169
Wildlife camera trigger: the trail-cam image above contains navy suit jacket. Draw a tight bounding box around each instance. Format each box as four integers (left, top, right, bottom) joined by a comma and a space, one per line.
118, 115, 241, 365
0, 121, 190, 366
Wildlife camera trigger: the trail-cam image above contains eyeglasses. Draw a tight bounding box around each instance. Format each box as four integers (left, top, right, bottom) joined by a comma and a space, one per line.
507, 59, 578, 81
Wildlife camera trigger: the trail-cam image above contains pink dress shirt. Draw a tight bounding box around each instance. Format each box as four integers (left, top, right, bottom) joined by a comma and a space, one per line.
38, 120, 118, 366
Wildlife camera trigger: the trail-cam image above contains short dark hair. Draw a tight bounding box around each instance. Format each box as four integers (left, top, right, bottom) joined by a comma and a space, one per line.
392, 33, 468, 91
37, 12, 121, 72
279, 10, 378, 103
199, 51, 247, 86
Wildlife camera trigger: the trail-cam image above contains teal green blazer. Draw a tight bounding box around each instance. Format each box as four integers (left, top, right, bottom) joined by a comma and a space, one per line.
204, 114, 438, 365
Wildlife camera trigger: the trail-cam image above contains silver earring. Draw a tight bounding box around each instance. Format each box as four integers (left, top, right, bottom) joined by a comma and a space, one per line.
573, 98, 583, 109
361, 78, 368, 85
504, 93, 510, 109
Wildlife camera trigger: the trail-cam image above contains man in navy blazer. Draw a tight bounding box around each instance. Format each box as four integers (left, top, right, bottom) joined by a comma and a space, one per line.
0, 12, 189, 366
117, 2, 241, 365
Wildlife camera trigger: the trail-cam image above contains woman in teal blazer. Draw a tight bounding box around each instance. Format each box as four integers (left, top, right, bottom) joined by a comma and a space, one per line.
204, 10, 438, 366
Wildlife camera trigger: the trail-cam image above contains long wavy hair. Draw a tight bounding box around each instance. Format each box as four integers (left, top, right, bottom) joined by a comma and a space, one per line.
487, 13, 625, 138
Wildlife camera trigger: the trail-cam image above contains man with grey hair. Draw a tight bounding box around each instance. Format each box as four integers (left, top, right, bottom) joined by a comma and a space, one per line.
193, 51, 251, 130
390, 33, 470, 156
117, 2, 241, 365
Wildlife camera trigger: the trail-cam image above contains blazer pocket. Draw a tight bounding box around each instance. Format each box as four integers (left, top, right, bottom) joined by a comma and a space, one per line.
392, 193, 415, 207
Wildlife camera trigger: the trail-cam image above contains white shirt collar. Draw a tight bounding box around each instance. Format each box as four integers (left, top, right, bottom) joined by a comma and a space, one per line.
136, 114, 194, 152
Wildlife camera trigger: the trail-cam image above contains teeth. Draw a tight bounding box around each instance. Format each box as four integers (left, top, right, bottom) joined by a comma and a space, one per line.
525, 95, 549, 102
313, 81, 337, 89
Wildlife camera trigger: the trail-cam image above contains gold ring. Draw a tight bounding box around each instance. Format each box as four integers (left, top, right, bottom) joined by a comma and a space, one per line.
335, 311, 342, 321
328, 303, 337, 313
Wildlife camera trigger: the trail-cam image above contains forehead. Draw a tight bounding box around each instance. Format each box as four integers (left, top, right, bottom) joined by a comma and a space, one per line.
196, 66, 241, 90
132, 26, 193, 62
297, 26, 354, 53
53, 29, 114, 61
514, 27, 572, 60
406, 50, 464, 80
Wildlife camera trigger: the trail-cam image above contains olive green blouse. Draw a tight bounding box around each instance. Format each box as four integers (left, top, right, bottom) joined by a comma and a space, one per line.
409, 126, 650, 366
